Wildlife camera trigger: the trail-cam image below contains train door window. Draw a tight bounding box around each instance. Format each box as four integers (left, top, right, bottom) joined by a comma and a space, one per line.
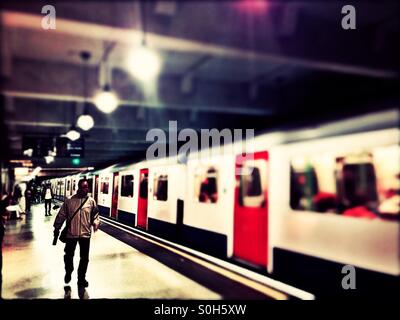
87, 178, 93, 196
121, 175, 134, 198
239, 161, 267, 208
139, 173, 148, 199
290, 145, 400, 221
153, 174, 168, 201
101, 179, 109, 194
87, 178, 93, 191
72, 180, 76, 192
67, 180, 70, 191
195, 166, 218, 203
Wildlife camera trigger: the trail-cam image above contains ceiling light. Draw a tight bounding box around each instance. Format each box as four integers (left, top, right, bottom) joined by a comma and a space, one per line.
77, 114, 94, 131
44, 155, 55, 164
66, 128, 81, 141
23, 148, 33, 157
127, 46, 162, 82
77, 52, 96, 130
94, 85, 119, 114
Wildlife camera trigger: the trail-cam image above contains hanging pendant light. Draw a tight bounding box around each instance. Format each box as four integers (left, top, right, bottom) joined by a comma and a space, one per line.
128, 46, 161, 82
77, 113, 94, 131
127, 1, 162, 82
94, 84, 119, 114
94, 44, 119, 114
66, 126, 81, 141
77, 51, 95, 130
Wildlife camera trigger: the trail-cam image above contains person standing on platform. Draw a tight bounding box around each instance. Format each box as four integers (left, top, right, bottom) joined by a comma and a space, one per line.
25, 187, 32, 214
53, 179, 100, 299
42, 183, 53, 216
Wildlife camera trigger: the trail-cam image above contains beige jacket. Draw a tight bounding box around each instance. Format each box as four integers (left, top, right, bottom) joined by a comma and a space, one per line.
54, 195, 100, 239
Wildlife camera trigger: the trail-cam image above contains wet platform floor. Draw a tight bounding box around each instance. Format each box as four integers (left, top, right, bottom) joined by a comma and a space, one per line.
2, 203, 222, 299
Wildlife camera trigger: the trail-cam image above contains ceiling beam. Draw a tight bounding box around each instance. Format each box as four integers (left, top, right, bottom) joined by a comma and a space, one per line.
2, 90, 273, 116
4, 120, 204, 132
1, 10, 397, 78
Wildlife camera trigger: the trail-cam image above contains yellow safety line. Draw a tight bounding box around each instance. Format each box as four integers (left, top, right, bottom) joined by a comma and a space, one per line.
102, 218, 289, 300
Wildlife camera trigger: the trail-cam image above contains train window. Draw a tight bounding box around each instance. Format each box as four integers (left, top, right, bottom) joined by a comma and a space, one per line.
139, 173, 148, 199
153, 174, 168, 201
290, 145, 400, 221
88, 178, 93, 192
101, 181, 109, 194
121, 175, 134, 198
195, 166, 218, 203
239, 160, 267, 208
67, 180, 70, 191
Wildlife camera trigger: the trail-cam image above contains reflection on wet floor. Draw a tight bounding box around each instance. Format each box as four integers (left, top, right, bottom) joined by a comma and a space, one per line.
2, 203, 221, 299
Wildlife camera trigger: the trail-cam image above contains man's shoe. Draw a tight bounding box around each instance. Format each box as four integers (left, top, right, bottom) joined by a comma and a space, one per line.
64, 286, 72, 299
78, 287, 89, 300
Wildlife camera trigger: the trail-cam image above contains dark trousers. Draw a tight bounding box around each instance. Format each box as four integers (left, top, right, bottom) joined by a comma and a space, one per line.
64, 238, 90, 284
44, 199, 52, 215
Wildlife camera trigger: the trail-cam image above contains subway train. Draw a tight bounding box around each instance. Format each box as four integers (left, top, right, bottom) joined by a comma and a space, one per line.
47, 109, 400, 296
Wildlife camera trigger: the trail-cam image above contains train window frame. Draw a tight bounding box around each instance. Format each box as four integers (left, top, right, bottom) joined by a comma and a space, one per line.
194, 166, 219, 204
153, 174, 168, 201
87, 178, 93, 190
87, 178, 93, 196
121, 174, 134, 198
139, 172, 148, 199
101, 179, 109, 194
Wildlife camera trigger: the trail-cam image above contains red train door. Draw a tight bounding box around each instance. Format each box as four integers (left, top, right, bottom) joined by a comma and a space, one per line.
94, 175, 99, 203
233, 151, 269, 267
137, 169, 149, 229
111, 172, 119, 219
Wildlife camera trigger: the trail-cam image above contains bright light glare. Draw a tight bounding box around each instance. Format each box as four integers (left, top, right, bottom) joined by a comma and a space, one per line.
127, 46, 162, 82
66, 129, 81, 141
235, 0, 269, 12
32, 166, 42, 176
93, 90, 119, 114
23, 148, 33, 157
44, 155, 55, 164
77, 114, 94, 131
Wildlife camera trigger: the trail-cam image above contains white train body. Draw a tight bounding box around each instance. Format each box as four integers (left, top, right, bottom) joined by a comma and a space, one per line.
50, 109, 400, 295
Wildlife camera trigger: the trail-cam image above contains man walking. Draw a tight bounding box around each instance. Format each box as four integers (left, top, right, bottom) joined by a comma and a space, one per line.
42, 183, 53, 216
53, 179, 100, 299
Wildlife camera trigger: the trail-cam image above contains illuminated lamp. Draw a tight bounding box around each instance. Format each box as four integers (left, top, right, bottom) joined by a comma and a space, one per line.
66, 127, 80, 141
93, 85, 119, 114
77, 113, 94, 131
127, 46, 162, 82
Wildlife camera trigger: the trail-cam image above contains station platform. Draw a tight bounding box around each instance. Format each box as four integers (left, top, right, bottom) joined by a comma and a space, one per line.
1, 203, 311, 300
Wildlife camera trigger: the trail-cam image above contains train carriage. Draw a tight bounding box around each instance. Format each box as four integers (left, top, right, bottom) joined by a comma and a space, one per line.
47, 109, 400, 295
146, 162, 186, 241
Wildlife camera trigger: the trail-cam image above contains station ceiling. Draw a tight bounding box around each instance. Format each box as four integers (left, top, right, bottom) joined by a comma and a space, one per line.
0, 1, 398, 172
